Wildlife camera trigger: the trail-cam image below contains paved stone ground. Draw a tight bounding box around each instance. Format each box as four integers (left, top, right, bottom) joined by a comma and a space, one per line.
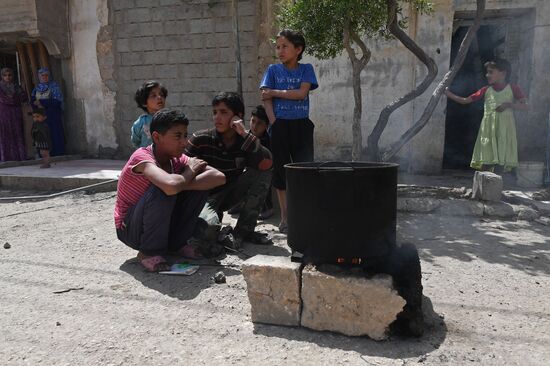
0, 186, 549, 365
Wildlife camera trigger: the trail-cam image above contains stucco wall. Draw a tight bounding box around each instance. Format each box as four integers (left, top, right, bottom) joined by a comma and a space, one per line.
67, 0, 118, 156
308, 0, 454, 173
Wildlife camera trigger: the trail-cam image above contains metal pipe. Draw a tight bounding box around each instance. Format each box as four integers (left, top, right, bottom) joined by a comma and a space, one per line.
0, 179, 118, 203
232, 0, 243, 96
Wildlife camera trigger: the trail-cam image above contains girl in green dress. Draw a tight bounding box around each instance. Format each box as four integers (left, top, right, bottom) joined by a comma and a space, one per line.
446, 59, 528, 172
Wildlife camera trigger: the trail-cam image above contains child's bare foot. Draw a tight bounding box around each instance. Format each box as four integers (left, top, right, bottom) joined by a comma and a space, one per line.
137, 252, 171, 272
40, 163, 51, 169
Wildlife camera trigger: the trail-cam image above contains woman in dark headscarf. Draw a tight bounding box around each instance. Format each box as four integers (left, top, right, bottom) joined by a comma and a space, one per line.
32, 67, 65, 156
0, 67, 27, 162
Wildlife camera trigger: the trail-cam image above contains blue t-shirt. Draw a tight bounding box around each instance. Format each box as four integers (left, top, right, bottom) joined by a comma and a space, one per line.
260, 63, 318, 120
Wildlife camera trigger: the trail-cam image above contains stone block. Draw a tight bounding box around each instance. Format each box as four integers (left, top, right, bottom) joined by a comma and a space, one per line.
300, 265, 406, 340
516, 206, 540, 221
397, 197, 440, 213
242, 255, 302, 326
439, 200, 484, 217
472, 171, 503, 202
483, 202, 515, 218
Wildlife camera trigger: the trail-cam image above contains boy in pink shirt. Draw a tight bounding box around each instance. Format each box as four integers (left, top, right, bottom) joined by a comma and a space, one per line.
114, 109, 225, 272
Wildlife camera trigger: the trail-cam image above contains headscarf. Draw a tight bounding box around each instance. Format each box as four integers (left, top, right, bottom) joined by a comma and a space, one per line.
35, 67, 63, 103
0, 67, 16, 96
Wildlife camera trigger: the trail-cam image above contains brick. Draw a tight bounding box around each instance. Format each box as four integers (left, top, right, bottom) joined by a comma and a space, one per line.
168, 49, 191, 64
238, 15, 256, 32
154, 35, 181, 50
214, 17, 232, 33
129, 37, 154, 51
163, 20, 188, 35
131, 65, 154, 80
142, 50, 167, 64
301, 265, 405, 340
151, 6, 178, 21
127, 8, 152, 23
135, 0, 158, 7
189, 18, 213, 34
120, 52, 143, 66
242, 255, 302, 326
113, 0, 134, 11
115, 38, 130, 52
155, 65, 178, 79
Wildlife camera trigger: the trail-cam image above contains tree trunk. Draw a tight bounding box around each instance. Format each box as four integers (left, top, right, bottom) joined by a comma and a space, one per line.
382, 0, 486, 162
351, 66, 363, 161
365, 0, 438, 161
343, 22, 370, 161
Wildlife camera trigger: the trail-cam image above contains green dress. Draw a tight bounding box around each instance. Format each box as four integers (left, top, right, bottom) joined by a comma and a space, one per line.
470, 85, 518, 171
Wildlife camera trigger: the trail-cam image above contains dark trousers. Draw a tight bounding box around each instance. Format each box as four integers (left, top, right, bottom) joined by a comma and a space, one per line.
116, 186, 208, 256
270, 118, 314, 190
197, 168, 272, 239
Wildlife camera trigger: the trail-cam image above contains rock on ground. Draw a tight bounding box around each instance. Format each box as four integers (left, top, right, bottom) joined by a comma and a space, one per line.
300, 264, 406, 340
242, 255, 302, 326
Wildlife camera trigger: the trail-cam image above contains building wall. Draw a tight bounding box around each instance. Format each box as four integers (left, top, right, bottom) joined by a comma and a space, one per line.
308, 0, 549, 172
65, 0, 118, 157
110, 0, 267, 157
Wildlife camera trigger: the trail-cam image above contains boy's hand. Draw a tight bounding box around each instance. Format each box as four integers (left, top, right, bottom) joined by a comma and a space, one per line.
187, 157, 207, 176
261, 89, 274, 100
230, 116, 247, 137
496, 102, 512, 112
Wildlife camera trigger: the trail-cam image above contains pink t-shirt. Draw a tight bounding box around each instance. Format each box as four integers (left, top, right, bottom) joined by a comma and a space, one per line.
114, 145, 189, 229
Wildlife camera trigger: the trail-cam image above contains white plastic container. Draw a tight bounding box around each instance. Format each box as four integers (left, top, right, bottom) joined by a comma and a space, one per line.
516, 161, 545, 188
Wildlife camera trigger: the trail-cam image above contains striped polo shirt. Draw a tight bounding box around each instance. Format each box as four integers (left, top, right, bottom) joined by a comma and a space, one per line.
185, 128, 272, 191
113, 145, 189, 229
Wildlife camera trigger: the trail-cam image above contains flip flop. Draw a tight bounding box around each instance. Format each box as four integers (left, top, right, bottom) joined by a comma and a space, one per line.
138, 254, 170, 272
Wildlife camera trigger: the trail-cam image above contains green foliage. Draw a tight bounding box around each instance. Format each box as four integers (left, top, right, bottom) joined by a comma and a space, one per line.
277, 0, 433, 60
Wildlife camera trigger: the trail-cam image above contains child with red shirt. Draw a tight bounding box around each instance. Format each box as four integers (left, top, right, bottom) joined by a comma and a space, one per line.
446, 59, 528, 172
114, 109, 225, 272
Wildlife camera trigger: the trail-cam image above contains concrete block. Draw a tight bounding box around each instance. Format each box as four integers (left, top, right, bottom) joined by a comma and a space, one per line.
242, 255, 302, 326
127, 8, 151, 23
472, 171, 503, 202
189, 18, 213, 34
301, 265, 405, 340
129, 37, 154, 52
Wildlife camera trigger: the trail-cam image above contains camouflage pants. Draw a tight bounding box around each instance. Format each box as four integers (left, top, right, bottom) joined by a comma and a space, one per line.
197, 168, 272, 239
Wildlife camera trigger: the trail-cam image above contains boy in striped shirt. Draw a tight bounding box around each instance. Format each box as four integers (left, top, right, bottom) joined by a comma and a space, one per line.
114, 109, 226, 272
186, 92, 273, 249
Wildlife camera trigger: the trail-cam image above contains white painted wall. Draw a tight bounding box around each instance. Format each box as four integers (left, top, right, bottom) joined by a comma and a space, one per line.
69, 0, 117, 152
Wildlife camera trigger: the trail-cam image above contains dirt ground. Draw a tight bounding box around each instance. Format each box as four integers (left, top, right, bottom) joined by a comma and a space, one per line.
1, 189, 549, 365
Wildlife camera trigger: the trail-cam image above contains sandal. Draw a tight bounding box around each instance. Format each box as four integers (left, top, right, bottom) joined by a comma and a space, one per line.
178, 244, 204, 259
245, 231, 273, 245
137, 253, 171, 272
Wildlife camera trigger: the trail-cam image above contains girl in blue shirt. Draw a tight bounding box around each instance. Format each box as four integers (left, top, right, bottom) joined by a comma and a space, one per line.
260, 29, 318, 233
131, 81, 167, 148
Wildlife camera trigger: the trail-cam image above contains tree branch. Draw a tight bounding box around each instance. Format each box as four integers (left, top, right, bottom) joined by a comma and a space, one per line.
366, 0, 438, 160
382, 0, 486, 161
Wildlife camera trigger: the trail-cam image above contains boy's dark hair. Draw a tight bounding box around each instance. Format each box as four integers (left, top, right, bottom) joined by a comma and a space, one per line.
251, 105, 268, 124
30, 107, 46, 116
150, 108, 189, 135
134, 80, 168, 112
212, 92, 245, 117
484, 58, 512, 82
277, 29, 306, 61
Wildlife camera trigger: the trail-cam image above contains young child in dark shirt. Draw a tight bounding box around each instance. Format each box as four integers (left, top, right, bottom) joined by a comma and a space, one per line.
30, 107, 51, 168
249, 105, 273, 219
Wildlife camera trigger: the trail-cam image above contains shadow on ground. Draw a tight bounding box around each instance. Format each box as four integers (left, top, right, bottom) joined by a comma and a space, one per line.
119, 258, 241, 300
398, 213, 550, 275
253, 296, 446, 361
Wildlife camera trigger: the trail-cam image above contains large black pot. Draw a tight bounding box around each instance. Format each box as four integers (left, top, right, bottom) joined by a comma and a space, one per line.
285, 161, 398, 265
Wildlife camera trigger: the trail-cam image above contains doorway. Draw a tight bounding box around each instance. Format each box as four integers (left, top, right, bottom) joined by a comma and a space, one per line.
443, 9, 535, 170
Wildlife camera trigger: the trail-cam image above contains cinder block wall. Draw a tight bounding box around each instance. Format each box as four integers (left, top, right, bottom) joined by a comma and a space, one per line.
111, 0, 269, 157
